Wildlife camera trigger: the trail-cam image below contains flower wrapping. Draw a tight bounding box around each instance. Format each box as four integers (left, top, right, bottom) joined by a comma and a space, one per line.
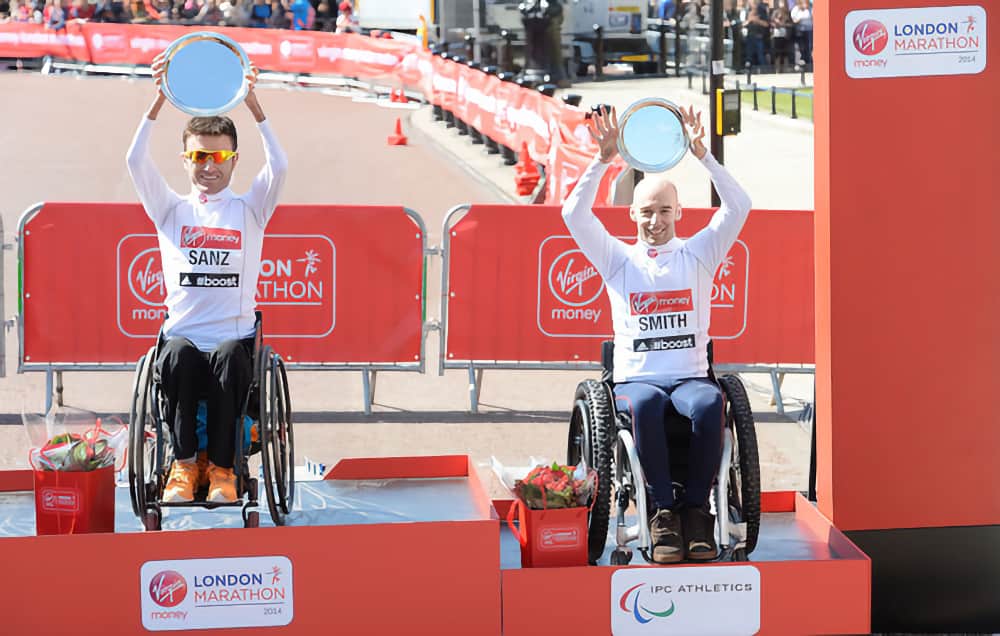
514, 461, 597, 510
23, 406, 127, 472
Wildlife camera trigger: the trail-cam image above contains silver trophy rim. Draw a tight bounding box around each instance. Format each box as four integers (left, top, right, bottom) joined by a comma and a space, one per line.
161, 31, 251, 117
616, 97, 690, 173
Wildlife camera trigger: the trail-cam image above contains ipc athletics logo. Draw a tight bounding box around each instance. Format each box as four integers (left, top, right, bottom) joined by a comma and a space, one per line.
853, 19, 888, 55
149, 570, 188, 608
619, 583, 676, 625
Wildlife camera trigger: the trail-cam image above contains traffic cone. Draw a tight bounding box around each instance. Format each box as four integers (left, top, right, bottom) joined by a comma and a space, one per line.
514, 142, 540, 195
387, 117, 408, 145
396, 88, 407, 103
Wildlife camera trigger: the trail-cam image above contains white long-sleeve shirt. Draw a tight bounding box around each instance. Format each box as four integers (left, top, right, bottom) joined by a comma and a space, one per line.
126, 117, 288, 351
561, 154, 752, 383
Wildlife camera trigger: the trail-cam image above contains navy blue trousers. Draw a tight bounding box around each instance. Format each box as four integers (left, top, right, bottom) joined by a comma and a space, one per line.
613, 378, 724, 510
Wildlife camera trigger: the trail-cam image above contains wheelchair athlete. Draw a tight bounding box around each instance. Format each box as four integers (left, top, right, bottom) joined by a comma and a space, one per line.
125, 54, 288, 504
561, 105, 751, 564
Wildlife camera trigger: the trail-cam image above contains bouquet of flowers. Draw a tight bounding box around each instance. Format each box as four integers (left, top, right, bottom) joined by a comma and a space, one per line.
514, 461, 597, 510
23, 406, 127, 472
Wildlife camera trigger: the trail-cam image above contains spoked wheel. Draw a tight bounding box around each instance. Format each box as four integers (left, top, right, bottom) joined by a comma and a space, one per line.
273, 356, 294, 515
567, 379, 614, 565
129, 348, 161, 520
259, 347, 293, 526
719, 375, 761, 555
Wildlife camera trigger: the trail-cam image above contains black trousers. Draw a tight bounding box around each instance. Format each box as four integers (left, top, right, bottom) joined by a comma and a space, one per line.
156, 337, 253, 469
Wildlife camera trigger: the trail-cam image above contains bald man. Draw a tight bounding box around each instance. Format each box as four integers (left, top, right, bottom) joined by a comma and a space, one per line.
561, 106, 752, 564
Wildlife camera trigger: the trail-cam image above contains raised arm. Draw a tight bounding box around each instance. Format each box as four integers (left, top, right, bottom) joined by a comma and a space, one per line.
125, 53, 181, 226
561, 107, 627, 279
681, 107, 752, 272
243, 73, 289, 228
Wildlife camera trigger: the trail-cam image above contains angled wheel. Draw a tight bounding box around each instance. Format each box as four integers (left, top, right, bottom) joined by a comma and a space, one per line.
259, 347, 287, 526
568, 379, 614, 564
273, 356, 294, 515
719, 374, 761, 554
129, 348, 159, 518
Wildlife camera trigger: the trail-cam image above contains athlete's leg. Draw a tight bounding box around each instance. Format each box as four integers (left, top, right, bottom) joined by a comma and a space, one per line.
205, 337, 253, 470
666, 378, 724, 507
156, 337, 210, 461
613, 382, 674, 508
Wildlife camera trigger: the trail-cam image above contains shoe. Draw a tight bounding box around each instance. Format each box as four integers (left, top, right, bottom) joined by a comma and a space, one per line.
682, 505, 719, 561
206, 463, 238, 503
649, 508, 685, 564
196, 451, 210, 488
163, 461, 198, 503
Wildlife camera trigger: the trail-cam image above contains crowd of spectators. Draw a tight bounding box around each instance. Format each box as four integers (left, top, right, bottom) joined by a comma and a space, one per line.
655, 0, 813, 72
0, 0, 359, 32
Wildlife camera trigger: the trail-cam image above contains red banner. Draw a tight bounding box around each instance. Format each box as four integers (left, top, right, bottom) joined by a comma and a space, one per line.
21, 203, 423, 366
444, 206, 814, 366
0, 22, 639, 207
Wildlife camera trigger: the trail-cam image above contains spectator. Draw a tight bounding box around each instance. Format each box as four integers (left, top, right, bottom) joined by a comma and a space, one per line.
267, 0, 288, 27
67, 0, 93, 19
174, 0, 200, 22
723, 0, 741, 68
0, 0, 9, 20
45, 0, 65, 28
770, 2, 792, 72
743, 0, 769, 71
288, 0, 307, 29
196, 0, 222, 24
220, 0, 250, 26
335, 0, 356, 33
656, 0, 673, 20
313, 0, 332, 30
247, 0, 269, 26
93, 0, 129, 22
790, 0, 812, 69
11, 0, 31, 20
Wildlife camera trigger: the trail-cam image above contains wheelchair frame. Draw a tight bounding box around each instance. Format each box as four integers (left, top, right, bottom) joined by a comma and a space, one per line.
568, 342, 761, 565
128, 313, 295, 530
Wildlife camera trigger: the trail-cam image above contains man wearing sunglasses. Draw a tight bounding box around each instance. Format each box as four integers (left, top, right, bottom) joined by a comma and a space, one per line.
125, 56, 288, 505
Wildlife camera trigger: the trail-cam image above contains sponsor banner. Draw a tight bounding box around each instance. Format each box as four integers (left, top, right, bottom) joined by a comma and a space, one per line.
611, 566, 760, 635
0, 23, 612, 204
846, 5, 986, 78
23, 202, 421, 365
141, 556, 293, 631
446, 206, 813, 365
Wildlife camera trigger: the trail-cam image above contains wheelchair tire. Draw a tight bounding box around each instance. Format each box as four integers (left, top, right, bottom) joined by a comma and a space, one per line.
259, 347, 285, 526
129, 348, 157, 518
719, 374, 761, 555
260, 349, 295, 525
567, 379, 614, 565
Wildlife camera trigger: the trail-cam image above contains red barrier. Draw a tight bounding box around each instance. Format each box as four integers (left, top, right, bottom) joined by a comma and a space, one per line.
443, 205, 814, 367
20, 203, 424, 367
0, 23, 614, 206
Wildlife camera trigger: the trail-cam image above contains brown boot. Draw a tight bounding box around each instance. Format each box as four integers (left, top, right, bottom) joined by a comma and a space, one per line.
682, 505, 719, 561
649, 509, 684, 564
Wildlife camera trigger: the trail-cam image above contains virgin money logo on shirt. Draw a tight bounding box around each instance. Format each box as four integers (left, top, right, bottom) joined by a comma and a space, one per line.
629, 290, 693, 315
181, 226, 242, 250
537, 235, 616, 338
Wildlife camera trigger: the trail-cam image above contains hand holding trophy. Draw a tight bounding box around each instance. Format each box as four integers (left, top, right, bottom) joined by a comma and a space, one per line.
590, 98, 707, 172
156, 31, 254, 116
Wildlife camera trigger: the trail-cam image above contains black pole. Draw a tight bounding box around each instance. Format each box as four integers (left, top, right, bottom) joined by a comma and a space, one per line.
709, 0, 723, 206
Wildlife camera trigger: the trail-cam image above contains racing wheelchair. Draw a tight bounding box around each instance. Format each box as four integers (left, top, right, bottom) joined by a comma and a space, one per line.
568, 341, 760, 565
128, 312, 294, 530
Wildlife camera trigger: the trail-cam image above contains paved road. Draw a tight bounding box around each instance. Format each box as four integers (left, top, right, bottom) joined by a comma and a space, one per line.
0, 70, 812, 498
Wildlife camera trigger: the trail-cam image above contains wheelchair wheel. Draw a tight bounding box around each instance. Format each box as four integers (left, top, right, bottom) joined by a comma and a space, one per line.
567, 379, 614, 564
129, 347, 161, 518
260, 348, 294, 525
274, 356, 294, 515
719, 375, 761, 554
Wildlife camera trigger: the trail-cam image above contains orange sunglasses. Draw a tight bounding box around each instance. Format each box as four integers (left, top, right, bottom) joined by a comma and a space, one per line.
183, 149, 237, 164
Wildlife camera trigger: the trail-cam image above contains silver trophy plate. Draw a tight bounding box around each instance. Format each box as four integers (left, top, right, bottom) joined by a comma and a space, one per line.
162, 31, 250, 117
616, 98, 690, 173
